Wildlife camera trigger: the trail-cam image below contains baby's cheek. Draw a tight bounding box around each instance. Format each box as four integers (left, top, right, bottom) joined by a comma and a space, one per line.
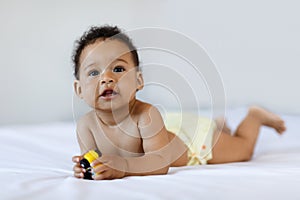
85, 83, 98, 95
120, 84, 137, 99
82, 86, 98, 105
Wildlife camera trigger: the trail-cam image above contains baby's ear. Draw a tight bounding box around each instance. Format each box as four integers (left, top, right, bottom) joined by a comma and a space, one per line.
73, 80, 83, 99
136, 72, 144, 91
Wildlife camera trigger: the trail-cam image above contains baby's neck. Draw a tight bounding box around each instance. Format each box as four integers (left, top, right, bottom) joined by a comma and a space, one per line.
95, 99, 137, 127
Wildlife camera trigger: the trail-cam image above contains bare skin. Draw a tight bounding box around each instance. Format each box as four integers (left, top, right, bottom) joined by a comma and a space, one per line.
208, 106, 286, 164
73, 39, 174, 180
215, 117, 232, 134
72, 38, 287, 180
165, 106, 286, 166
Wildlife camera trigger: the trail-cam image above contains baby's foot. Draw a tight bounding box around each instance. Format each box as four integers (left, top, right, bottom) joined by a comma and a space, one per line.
215, 117, 232, 134
248, 106, 287, 134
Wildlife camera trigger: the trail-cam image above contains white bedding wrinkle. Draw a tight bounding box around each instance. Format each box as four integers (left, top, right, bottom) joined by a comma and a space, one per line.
0, 108, 299, 200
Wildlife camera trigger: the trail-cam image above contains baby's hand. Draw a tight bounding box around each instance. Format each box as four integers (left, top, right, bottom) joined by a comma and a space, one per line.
91, 155, 128, 180
72, 155, 85, 179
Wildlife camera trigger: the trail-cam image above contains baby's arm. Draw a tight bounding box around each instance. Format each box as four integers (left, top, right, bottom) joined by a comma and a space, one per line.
72, 116, 97, 178
91, 106, 172, 179
76, 118, 97, 153
125, 106, 171, 176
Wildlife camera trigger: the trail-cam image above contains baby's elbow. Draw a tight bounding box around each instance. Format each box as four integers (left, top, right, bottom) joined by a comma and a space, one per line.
162, 169, 169, 175
152, 162, 170, 175
159, 165, 170, 175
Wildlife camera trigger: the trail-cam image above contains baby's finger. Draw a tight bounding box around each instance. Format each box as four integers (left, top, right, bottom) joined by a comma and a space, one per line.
91, 155, 111, 166
93, 163, 107, 174
74, 172, 84, 179
93, 170, 112, 180
91, 159, 104, 167
72, 155, 82, 163
73, 165, 86, 173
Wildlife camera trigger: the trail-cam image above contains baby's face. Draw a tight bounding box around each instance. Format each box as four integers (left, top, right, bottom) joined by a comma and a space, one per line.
74, 39, 143, 111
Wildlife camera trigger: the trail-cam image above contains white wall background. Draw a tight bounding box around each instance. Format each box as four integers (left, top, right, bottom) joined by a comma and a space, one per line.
0, 0, 299, 125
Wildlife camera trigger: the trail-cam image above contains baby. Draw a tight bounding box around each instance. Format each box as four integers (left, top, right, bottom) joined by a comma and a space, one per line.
71, 25, 286, 180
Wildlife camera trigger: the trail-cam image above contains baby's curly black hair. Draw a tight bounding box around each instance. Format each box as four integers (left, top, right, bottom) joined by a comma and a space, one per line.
72, 25, 139, 80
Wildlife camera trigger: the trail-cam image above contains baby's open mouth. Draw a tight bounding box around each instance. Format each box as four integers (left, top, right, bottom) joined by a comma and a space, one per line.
100, 89, 118, 99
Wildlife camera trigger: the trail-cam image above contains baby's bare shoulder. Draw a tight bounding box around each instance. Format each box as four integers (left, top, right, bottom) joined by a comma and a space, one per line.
133, 100, 162, 125
134, 100, 152, 111
133, 100, 156, 117
76, 111, 96, 130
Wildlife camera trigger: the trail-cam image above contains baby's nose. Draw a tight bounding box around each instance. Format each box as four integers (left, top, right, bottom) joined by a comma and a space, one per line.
100, 73, 115, 85
99, 70, 116, 85
100, 76, 115, 85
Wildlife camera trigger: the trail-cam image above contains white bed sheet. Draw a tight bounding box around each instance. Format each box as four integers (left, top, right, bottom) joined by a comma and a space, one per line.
0, 108, 299, 200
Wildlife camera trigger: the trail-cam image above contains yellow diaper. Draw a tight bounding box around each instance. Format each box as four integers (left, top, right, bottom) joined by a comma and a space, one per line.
163, 112, 216, 165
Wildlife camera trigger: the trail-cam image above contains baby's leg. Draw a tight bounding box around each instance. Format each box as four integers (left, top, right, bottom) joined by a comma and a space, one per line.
208, 106, 286, 164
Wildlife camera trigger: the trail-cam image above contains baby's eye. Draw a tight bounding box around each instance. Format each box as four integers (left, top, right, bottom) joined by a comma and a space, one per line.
113, 66, 125, 73
88, 70, 100, 77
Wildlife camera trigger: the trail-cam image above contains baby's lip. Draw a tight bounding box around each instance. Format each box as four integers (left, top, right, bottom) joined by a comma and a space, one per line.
99, 89, 118, 97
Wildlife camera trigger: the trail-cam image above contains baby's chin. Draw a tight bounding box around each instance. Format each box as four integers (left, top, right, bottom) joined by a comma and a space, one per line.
93, 101, 131, 113
90, 95, 137, 112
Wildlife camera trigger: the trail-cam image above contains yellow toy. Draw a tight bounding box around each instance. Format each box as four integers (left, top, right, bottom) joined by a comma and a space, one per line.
80, 149, 102, 179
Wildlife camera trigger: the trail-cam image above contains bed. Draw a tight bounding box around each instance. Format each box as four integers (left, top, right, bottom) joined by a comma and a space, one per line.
1, 107, 299, 200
